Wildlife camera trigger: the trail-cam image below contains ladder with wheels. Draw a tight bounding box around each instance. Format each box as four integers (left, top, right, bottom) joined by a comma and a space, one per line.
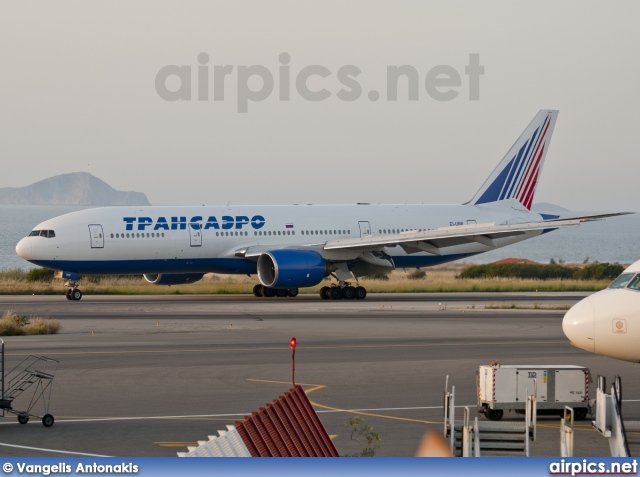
0, 339, 59, 427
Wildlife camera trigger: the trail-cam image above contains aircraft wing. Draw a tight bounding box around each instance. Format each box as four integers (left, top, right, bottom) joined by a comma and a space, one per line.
323, 212, 633, 255
235, 211, 632, 259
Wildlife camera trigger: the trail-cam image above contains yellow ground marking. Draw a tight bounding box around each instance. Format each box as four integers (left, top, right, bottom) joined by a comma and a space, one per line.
3, 340, 566, 357
329, 435, 337, 440
247, 378, 441, 425
155, 442, 198, 447
309, 400, 438, 425
246, 378, 325, 394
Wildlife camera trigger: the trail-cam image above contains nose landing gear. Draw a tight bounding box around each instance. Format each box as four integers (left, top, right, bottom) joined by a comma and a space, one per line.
64, 280, 82, 301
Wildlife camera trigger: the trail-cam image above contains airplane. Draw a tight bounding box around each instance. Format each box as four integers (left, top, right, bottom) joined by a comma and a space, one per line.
15, 110, 628, 301
563, 260, 640, 363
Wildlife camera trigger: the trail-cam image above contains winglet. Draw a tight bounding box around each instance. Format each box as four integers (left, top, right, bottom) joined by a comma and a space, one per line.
468, 110, 558, 210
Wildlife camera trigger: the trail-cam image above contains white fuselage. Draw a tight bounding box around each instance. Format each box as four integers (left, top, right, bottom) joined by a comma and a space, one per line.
563, 260, 640, 363
16, 203, 548, 276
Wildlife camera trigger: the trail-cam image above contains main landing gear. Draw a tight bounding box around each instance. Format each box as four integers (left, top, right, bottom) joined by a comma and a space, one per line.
64, 281, 83, 301
319, 283, 366, 300
253, 284, 299, 298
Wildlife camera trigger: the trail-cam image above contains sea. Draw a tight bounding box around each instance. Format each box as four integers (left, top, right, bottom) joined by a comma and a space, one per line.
1, 205, 639, 271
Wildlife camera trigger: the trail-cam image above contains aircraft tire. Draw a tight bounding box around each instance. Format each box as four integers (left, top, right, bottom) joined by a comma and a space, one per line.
65, 289, 73, 300
342, 286, 356, 300
262, 287, 276, 298
287, 288, 299, 297
330, 287, 343, 300
42, 414, 54, 428
253, 284, 264, 297
320, 286, 331, 300
72, 289, 83, 301
355, 286, 367, 300
276, 288, 289, 298
17, 414, 28, 425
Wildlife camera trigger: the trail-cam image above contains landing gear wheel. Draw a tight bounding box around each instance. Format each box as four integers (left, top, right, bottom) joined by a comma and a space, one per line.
42, 414, 54, 428
320, 286, 331, 300
66, 289, 72, 300
71, 289, 82, 301
342, 286, 356, 300
17, 414, 29, 425
262, 287, 276, 298
330, 287, 343, 300
355, 286, 367, 300
253, 284, 264, 297
276, 288, 289, 298
287, 288, 299, 298
485, 409, 503, 421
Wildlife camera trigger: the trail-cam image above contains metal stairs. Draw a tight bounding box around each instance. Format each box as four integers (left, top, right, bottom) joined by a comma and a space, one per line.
5, 356, 55, 400
444, 375, 536, 457
452, 420, 528, 456
0, 340, 59, 426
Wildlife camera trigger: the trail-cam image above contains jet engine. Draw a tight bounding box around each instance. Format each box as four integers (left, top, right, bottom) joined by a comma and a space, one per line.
257, 250, 329, 288
143, 273, 205, 285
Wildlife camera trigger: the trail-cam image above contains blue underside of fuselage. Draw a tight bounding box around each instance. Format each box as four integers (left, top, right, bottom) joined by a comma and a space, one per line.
30, 253, 480, 276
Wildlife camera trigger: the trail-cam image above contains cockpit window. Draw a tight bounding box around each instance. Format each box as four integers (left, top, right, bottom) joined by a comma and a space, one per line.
627, 274, 640, 291
609, 273, 635, 289
29, 230, 55, 238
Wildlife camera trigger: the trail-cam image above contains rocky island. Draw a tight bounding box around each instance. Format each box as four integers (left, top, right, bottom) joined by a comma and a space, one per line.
0, 172, 150, 206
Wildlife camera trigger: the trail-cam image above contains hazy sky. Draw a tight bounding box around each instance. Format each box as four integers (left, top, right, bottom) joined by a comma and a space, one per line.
1, 1, 638, 210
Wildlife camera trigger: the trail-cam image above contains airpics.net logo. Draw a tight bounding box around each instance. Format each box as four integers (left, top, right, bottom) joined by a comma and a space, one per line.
155, 52, 484, 112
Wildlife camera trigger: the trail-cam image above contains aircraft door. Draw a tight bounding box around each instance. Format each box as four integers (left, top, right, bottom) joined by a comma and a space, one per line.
189, 223, 202, 247
88, 224, 104, 248
358, 221, 372, 237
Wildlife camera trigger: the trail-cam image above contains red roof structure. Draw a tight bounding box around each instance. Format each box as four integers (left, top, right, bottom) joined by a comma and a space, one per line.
235, 385, 339, 457
493, 257, 543, 266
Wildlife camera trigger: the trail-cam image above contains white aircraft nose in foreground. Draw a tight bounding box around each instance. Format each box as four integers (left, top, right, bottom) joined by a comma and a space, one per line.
563, 261, 640, 362
16, 110, 630, 301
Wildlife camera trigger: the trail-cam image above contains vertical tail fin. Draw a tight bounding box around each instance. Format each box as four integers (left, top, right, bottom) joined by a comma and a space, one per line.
468, 110, 558, 210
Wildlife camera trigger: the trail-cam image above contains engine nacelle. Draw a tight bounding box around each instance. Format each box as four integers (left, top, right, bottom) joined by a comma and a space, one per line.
143, 273, 205, 285
257, 250, 328, 288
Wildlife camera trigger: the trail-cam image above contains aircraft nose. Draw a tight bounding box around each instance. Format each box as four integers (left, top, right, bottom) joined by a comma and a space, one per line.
562, 297, 595, 353
15, 238, 32, 260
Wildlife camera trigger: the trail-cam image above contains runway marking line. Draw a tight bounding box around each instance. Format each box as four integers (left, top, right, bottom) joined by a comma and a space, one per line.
247, 378, 442, 426
0, 442, 109, 457
3, 340, 567, 357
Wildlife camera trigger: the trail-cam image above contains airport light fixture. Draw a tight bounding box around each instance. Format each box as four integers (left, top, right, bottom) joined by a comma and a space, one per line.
290, 337, 297, 387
